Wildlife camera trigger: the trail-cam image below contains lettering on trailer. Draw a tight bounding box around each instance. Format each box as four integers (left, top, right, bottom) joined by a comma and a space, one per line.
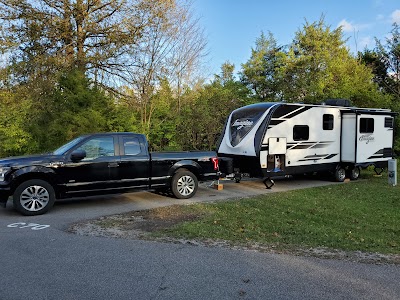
359, 134, 375, 144
232, 119, 253, 130
7, 222, 50, 230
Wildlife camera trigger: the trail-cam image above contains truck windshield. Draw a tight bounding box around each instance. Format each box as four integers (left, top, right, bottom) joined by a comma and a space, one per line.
230, 103, 274, 147
53, 136, 86, 155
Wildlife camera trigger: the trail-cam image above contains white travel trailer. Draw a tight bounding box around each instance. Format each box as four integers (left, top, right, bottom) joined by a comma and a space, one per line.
217, 100, 397, 186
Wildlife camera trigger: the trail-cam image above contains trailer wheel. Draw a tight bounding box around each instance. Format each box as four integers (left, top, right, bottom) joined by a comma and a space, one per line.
171, 170, 198, 199
13, 179, 55, 216
334, 167, 346, 182
347, 166, 360, 181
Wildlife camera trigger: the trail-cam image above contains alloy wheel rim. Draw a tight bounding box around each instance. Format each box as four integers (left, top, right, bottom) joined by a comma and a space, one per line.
338, 169, 346, 180
177, 175, 195, 196
20, 185, 49, 211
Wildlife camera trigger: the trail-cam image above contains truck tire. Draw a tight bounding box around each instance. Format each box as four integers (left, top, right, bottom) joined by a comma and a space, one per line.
13, 179, 56, 216
171, 170, 198, 199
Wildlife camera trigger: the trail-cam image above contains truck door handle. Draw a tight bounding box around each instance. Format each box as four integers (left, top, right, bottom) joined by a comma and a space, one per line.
108, 162, 119, 168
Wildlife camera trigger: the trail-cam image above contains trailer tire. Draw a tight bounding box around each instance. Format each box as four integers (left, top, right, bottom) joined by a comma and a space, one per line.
13, 179, 55, 216
347, 166, 360, 181
334, 167, 346, 182
171, 170, 198, 199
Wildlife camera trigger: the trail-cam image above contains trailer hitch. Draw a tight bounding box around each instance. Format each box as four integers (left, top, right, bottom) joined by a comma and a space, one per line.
263, 177, 275, 189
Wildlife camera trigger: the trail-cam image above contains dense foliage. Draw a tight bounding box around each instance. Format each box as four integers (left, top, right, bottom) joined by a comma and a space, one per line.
0, 11, 399, 156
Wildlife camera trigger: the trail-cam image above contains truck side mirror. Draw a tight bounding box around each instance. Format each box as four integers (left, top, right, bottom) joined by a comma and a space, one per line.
70, 149, 86, 162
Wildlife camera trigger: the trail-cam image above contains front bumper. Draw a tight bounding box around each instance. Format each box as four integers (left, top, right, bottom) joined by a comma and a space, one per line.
0, 182, 11, 204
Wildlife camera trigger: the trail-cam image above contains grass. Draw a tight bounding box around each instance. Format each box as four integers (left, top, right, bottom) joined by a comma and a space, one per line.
154, 171, 400, 254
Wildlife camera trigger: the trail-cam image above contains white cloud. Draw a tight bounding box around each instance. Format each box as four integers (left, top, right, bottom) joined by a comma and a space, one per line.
391, 10, 400, 24
376, 14, 384, 21
359, 36, 373, 49
337, 19, 369, 33
338, 19, 354, 32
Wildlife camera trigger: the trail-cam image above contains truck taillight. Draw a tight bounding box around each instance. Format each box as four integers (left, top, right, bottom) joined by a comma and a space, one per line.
211, 157, 219, 170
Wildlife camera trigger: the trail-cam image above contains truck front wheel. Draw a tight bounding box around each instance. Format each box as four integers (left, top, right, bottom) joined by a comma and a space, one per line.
13, 179, 56, 216
171, 170, 198, 199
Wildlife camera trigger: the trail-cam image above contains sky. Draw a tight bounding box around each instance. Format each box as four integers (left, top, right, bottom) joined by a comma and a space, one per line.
192, 0, 400, 76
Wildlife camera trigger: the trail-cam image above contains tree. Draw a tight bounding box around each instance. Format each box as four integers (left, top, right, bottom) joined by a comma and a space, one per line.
25, 69, 130, 152
360, 23, 400, 154
176, 63, 250, 150
276, 18, 387, 107
240, 31, 282, 100
369, 23, 400, 99
0, 0, 179, 86
0, 0, 207, 155
358, 49, 389, 91
0, 90, 38, 156
124, 2, 207, 136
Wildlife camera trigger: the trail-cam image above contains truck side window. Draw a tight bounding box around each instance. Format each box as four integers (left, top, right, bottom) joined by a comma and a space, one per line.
360, 118, 374, 133
293, 125, 309, 141
323, 114, 334, 130
77, 137, 115, 161
123, 137, 141, 156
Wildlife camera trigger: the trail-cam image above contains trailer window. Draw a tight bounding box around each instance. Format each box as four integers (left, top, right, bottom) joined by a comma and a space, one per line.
323, 114, 334, 130
384, 117, 393, 128
293, 125, 309, 141
230, 104, 273, 147
360, 118, 374, 133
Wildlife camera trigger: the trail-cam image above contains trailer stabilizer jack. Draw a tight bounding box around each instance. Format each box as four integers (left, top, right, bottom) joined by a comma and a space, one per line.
263, 177, 275, 189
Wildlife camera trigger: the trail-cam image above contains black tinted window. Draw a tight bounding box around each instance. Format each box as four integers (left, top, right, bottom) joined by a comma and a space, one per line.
360, 118, 374, 133
293, 125, 309, 141
385, 117, 393, 128
323, 114, 334, 130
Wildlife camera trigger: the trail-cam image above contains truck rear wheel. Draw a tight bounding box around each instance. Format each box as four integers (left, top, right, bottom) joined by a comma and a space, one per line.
13, 179, 55, 216
171, 170, 198, 199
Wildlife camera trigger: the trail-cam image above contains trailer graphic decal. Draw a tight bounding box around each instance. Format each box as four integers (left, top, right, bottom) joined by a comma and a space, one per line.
367, 148, 393, 159
298, 153, 338, 162
268, 106, 312, 129
286, 141, 334, 150
261, 141, 335, 151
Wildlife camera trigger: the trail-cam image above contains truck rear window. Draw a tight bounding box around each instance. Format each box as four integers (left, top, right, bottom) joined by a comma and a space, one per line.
123, 137, 141, 155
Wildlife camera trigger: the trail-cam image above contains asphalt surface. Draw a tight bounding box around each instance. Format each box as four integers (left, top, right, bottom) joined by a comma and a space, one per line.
1, 177, 399, 300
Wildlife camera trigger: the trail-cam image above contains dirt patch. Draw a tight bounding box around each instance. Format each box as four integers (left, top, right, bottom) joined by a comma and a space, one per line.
116, 205, 201, 232
69, 205, 203, 239
68, 205, 400, 265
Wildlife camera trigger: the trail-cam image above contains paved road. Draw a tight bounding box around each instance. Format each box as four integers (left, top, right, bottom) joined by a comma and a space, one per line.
1, 178, 399, 300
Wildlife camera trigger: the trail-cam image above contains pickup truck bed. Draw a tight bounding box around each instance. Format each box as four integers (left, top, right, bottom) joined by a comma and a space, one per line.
0, 132, 219, 215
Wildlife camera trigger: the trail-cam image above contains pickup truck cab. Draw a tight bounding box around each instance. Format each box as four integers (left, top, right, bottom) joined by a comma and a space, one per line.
0, 133, 219, 215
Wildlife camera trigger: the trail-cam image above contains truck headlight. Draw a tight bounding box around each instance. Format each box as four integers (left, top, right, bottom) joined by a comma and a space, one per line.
0, 167, 11, 181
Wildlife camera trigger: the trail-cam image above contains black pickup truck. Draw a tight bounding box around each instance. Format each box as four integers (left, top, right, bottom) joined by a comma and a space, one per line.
0, 133, 219, 215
